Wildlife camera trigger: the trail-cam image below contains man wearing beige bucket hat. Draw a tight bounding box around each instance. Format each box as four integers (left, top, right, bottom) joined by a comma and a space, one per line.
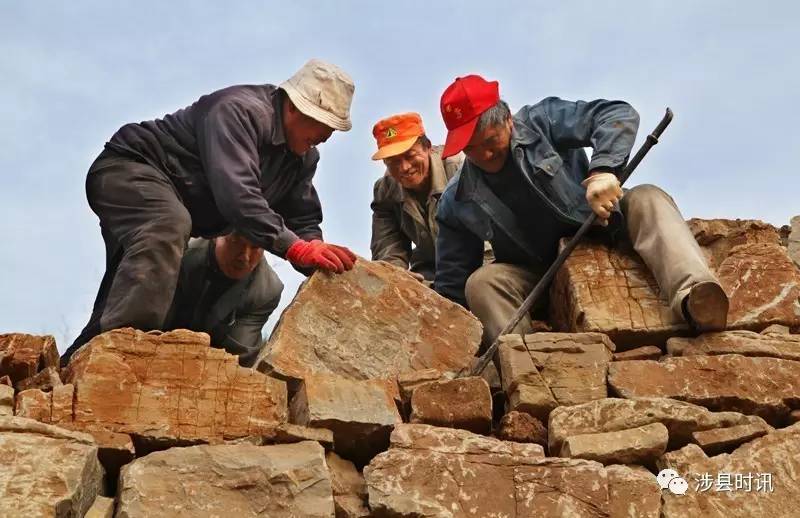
63, 59, 357, 364
369, 112, 464, 282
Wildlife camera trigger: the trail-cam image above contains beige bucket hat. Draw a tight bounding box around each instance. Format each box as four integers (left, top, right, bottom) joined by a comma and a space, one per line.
279, 59, 355, 132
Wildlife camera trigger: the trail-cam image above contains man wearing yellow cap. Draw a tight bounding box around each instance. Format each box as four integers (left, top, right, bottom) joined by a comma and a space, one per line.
370, 113, 464, 281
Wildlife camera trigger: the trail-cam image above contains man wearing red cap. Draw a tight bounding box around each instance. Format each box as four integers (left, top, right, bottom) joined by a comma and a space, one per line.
434, 75, 729, 349
369, 112, 464, 281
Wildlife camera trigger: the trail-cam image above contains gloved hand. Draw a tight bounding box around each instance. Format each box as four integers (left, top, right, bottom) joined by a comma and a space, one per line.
286, 239, 356, 273
581, 172, 623, 225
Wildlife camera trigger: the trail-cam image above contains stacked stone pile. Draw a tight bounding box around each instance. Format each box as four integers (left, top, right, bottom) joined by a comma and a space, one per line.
2, 217, 800, 517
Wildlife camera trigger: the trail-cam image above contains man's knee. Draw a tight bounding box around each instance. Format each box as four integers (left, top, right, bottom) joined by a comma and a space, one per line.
622, 184, 674, 214
465, 264, 502, 307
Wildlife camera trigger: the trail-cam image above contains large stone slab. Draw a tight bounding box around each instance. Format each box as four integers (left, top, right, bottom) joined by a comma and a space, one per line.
117, 441, 334, 517
548, 397, 768, 454
668, 330, 800, 361
661, 423, 800, 518
550, 219, 800, 347
255, 259, 481, 382
0, 333, 60, 384
608, 355, 800, 425
290, 373, 401, 466
409, 377, 492, 434
0, 416, 103, 517
62, 328, 287, 444
365, 424, 660, 517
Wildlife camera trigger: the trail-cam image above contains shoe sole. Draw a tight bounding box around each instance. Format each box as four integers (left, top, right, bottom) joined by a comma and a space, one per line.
686, 282, 729, 332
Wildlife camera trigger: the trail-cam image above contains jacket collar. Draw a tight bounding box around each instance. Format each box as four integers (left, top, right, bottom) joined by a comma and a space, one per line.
269, 87, 287, 146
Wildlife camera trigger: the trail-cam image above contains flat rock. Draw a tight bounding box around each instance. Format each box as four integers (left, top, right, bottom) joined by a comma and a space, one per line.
662, 423, 800, 517
117, 441, 334, 517
0, 416, 102, 517
612, 345, 662, 361
15, 388, 51, 422
668, 330, 800, 361
326, 451, 370, 518
550, 219, 800, 348
85, 496, 115, 518
62, 328, 287, 445
0, 333, 59, 384
691, 421, 772, 456
548, 397, 767, 454
255, 259, 481, 382
228, 422, 335, 450
606, 465, 662, 518
560, 422, 668, 465
409, 377, 492, 434
608, 355, 800, 425
290, 372, 401, 466
497, 411, 547, 446
365, 423, 660, 517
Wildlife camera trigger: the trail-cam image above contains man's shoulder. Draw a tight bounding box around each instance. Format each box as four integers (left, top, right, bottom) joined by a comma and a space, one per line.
372, 172, 403, 201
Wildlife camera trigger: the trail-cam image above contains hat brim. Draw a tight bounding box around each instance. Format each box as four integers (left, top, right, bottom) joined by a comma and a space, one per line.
371, 136, 418, 160
441, 117, 479, 158
279, 81, 352, 132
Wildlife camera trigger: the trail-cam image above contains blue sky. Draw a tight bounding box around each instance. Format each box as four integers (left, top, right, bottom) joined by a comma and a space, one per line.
1, 1, 798, 351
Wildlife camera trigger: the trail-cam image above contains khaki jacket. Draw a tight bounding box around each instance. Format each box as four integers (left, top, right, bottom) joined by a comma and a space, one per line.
370, 146, 464, 280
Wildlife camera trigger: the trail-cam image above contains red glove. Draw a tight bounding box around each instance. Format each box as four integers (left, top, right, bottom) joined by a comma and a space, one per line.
286, 239, 357, 273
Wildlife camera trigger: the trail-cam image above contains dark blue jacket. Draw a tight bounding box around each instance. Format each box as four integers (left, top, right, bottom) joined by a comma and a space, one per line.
434, 97, 640, 306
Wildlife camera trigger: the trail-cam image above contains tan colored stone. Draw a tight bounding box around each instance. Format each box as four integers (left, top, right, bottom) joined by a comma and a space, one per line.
62, 328, 287, 445
50, 383, 73, 424
788, 214, 800, 269
15, 388, 51, 422
291, 372, 401, 466
761, 323, 791, 334
0, 375, 11, 386
117, 442, 334, 517
410, 377, 492, 434
255, 259, 481, 382
790, 409, 800, 424
366, 424, 659, 517
662, 423, 800, 517
229, 422, 335, 449
613, 345, 662, 361
397, 367, 443, 404
497, 411, 547, 446
0, 384, 13, 416
16, 366, 62, 392
550, 219, 800, 348
656, 443, 708, 473
77, 427, 135, 484
507, 382, 558, 422
606, 464, 662, 518
525, 332, 614, 406
85, 496, 115, 518
668, 330, 800, 361
0, 416, 102, 517
0, 333, 59, 384
548, 397, 767, 454
326, 451, 370, 518
560, 422, 668, 465
691, 422, 772, 456
608, 355, 800, 425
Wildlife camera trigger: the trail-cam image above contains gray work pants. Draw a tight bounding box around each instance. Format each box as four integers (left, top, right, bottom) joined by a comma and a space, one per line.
64, 151, 192, 362
465, 184, 719, 349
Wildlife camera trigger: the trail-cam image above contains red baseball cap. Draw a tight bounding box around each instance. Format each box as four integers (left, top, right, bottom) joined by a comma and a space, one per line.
440, 75, 500, 158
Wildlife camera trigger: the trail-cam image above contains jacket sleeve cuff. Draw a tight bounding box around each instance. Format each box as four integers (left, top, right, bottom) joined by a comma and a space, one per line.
273, 230, 302, 258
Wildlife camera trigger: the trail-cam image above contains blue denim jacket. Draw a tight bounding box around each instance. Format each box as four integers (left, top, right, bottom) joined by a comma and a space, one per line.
434, 97, 640, 306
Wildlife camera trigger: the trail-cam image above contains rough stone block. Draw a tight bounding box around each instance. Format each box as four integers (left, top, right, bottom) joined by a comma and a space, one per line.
497, 411, 547, 446
548, 397, 768, 454
16, 366, 62, 392
365, 424, 659, 517
560, 422, 668, 465
0, 384, 13, 416
0, 333, 59, 384
410, 377, 492, 434
608, 355, 800, 425
667, 330, 800, 361
255, 259, 481, 382
397, 368, 444, 405
551, 219, 800, 348
290, 373, 401, 466
85, 496, 115, 518
227, 422, 335, 450
0, 416, 103, 517
117, 442, 334, 517
15, 388, 51, 423
606, 465, 662, 518
326, 451, 370, 518
63, 328, 287, 445
662, 423, 800, 517
691, 421, 772, 456
50, 383, 73, 424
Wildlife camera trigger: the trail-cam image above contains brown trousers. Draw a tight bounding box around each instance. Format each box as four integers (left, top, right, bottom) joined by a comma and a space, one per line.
465, 184, 719, 348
